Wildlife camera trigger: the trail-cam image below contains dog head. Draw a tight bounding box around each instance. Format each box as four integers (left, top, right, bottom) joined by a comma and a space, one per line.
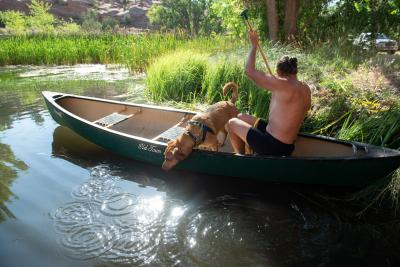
162, 134, 195, 171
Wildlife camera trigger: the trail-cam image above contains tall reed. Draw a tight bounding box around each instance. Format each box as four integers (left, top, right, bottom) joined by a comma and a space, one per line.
0, 33, 236, 71
145, 50, 208, 102
146, 49, 273, 117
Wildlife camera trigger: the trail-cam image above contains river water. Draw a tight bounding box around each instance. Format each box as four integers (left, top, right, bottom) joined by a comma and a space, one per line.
0, 65, 398, 267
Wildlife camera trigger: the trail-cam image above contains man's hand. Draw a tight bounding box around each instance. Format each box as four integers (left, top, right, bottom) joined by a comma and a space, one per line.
249, 30, 259, 49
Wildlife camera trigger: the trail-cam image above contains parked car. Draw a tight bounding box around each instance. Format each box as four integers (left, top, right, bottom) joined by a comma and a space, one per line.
353, 32, 398, 54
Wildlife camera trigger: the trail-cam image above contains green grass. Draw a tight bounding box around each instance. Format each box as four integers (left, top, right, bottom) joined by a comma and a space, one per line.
145, 50, 209, 102
0, 33, 237, 72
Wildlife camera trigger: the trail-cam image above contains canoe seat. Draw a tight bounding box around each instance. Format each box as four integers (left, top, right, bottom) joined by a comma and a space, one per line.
153, 126, 186, 143
94, 112, 133, 128
152, 114, 191, 142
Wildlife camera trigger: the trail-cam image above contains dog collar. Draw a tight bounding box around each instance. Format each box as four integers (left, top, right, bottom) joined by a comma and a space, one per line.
184, 130, 198, 145
186, 120, 215, 146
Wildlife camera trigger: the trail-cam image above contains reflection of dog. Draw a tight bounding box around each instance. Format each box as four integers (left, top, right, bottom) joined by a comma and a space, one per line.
162, 82, 239, 171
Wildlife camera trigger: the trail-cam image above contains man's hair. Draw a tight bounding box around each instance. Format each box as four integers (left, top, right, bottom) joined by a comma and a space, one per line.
276, 56, 297, 75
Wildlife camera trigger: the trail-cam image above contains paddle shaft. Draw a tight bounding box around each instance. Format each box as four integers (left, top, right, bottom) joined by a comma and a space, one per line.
244, 19, 274, 76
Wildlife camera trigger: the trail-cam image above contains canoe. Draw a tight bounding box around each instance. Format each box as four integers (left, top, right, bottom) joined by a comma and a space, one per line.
42, 91, 400, 187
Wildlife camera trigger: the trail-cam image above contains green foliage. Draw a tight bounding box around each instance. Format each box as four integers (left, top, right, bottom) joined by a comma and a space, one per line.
210, 0, 245, 37
145, 49, 272, 117
298, 0, 400, 46
0, 11, 27, 35
58, 20, 81, 34
82, 9, 102, 33
102, 17, 120, 31
27, 0, 56, 33
201, 59, 271, 117
211, 0, 267, 40
337, 104, 400, 148
0, 33, 236, 71
146, 50, 208, 102
147, 0, 223, 36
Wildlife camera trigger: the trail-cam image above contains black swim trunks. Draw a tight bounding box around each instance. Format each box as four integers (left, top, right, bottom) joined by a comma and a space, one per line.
246, 118, 295, 156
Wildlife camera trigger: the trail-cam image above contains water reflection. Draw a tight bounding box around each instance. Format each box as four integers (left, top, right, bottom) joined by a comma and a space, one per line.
0, 143, 28, 222
0, 65, 139, 225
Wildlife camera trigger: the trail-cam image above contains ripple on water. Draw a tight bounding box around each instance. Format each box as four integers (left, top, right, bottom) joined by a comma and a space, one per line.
71, 165, 121, 203
50, 202, 95, 234
50, 165, 185, 264
51, 165, 342, 266
59, 222, 120, 260
72, 177, 120, 204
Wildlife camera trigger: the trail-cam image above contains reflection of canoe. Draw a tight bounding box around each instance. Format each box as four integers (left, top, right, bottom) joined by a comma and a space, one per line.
42, 91, 400, 187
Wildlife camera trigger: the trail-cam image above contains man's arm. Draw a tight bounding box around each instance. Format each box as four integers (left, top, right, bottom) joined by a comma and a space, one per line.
244, 31, 282, 91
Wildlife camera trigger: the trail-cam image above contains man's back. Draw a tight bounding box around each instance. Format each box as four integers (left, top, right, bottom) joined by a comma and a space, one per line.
227, 31, 312, 155
267, 78, 311, 144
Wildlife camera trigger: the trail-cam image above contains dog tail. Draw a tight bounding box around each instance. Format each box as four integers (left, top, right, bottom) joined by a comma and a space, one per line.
223, 82, 238, 104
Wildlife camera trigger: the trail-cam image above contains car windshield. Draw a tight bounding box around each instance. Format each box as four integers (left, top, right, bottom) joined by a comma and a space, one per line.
376, 33, 388, 39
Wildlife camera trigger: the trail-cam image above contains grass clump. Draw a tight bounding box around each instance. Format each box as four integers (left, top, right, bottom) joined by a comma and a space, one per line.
145, 50, 208, 102
146, 49, 273, 117
201, 59, 271, 117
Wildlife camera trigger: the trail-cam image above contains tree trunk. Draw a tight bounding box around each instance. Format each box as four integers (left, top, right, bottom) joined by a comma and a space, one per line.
265, 0, 279, 43
284, 0, 300, 42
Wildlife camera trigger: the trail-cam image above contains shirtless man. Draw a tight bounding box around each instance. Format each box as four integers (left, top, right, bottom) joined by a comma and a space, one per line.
228, 30, 311, 156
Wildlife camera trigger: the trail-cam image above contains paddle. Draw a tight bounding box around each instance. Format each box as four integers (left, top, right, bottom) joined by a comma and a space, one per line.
240, 9, 274, 76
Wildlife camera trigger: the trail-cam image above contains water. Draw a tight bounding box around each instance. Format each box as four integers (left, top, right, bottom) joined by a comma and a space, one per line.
0, 65, 399, 267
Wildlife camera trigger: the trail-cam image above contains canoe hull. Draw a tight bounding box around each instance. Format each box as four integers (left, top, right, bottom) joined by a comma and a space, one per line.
43, 91, 400, 187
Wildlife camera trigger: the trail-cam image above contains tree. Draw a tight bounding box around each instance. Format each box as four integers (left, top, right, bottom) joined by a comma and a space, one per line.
211, 0, 245, 37
265, 0, 278, 42
148, 0, 222, 36
27, 0, 56, 33
283, 0, 300, 42
264, 0, 300, 43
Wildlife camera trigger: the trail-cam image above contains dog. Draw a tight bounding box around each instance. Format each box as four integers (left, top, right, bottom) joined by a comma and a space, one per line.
162, 82, 239, 171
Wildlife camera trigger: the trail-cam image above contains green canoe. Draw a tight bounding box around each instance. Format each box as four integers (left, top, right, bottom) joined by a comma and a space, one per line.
42, 91, 400, 187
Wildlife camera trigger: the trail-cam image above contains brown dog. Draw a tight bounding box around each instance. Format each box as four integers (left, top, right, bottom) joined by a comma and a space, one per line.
162, 82, 239, 171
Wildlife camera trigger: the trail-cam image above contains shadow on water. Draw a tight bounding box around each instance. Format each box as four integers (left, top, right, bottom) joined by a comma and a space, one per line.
50, 126, 400, 267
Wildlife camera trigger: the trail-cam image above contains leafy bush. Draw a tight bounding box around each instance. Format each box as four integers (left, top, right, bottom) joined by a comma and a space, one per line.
58, 20, 81, 34
102, 17, 120, 31
82, 9, 102, 33
26, 0, 56, 33
0, 11, 27, 35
